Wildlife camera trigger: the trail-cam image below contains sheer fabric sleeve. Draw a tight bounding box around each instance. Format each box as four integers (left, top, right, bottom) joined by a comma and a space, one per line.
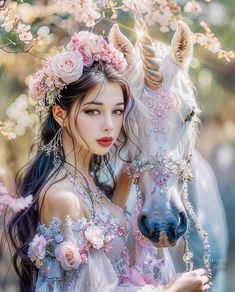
29, 209, 176, 292
29, 216, 118, 292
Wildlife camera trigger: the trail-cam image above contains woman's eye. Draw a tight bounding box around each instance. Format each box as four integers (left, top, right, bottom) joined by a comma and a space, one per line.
113, 109, 124, 115
85, 109, 99, 116
184, 110, 195, 122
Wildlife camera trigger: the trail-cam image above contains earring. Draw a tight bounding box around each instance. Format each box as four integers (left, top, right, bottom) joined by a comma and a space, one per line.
182, 236, 193, 272
41, 127, 63, 160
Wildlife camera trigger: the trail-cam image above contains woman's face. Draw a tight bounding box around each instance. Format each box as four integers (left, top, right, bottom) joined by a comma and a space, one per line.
68, 81, 125, 155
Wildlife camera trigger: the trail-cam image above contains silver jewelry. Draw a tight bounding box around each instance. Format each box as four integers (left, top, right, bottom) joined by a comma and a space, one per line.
54, 156, 107, 220
41, 127, 63, 164
182, 236, 194, 272
125, 151, 193, 188
182, 184, 212, 281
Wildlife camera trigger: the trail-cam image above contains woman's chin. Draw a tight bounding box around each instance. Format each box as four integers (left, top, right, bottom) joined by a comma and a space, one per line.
94, 149, 111, 156
93, 145, 113, 156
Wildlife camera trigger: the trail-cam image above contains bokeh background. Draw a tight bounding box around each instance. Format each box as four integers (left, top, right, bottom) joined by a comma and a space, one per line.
0, 0, 234, 291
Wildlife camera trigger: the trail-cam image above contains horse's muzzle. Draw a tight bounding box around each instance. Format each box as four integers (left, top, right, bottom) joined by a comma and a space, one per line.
138, 211, 187, 245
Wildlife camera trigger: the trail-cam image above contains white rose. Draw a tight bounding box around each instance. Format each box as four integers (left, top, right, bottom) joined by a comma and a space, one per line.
84, 225, 104, 249
46, 51, 83, 84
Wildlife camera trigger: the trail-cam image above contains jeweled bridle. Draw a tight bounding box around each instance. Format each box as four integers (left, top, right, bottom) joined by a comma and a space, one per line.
125, 151, 212, 282
125, 152, 193, 187
124, 8, 213, 283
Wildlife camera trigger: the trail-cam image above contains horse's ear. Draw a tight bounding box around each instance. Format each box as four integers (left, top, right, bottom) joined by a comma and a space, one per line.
169, 21, 193, 70
108, 24, 135, 65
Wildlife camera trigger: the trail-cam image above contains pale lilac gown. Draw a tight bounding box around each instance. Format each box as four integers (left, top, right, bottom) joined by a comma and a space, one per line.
30, 192, 175, 292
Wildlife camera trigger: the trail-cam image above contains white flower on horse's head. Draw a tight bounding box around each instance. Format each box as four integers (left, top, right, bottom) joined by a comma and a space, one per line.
45, 51, 84, 84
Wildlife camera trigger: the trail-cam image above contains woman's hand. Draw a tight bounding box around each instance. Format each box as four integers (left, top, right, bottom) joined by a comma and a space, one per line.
163, 269, 210, 292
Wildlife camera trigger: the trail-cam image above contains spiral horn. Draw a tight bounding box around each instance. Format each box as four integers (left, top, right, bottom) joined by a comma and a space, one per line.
134, 5, 162, 89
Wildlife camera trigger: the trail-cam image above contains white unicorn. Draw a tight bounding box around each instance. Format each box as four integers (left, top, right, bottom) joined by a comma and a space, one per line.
109, 12, 228, 291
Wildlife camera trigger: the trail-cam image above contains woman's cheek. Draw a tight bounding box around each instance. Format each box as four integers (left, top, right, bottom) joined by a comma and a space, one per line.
115, 116, 123, 135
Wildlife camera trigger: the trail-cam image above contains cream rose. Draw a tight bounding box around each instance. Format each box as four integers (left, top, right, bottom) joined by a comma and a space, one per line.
55, 241, 81, 271
46, 51, 83, 84
84, 225, 104, 249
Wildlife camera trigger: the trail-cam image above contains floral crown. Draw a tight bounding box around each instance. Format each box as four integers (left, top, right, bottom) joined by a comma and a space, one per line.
28, 31, 127, 114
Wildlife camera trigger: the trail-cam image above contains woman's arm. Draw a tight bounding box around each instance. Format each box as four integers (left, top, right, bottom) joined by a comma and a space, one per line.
39, 183, 86, 225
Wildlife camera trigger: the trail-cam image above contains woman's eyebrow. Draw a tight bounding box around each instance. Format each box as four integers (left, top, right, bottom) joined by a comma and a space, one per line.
82, 101, 125, 106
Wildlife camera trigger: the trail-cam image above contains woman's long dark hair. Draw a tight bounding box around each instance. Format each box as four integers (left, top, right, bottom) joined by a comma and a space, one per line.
5, 62, 139, 292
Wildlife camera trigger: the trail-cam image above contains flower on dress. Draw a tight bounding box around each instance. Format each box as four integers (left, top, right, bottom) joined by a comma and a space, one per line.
55, 240, 82, 271
28, 234, 48, 268
103, 235, 115, 253
84, 225, 105, 249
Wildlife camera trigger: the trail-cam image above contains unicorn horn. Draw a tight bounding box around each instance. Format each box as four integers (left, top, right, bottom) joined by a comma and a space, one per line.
134, 5, 162, 89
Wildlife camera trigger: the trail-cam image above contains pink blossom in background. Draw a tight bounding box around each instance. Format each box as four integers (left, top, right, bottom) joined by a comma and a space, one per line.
0, 180, 33, 215
58, 0, 101, 27
15, 23, 33, 44
184, 1, 202, 13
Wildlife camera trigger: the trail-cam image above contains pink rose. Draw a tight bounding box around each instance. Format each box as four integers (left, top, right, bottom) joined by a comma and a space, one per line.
28, 234, 48, 268
46, 51, 83, 84
84, 225, 104, 249
55, 241, 81, 271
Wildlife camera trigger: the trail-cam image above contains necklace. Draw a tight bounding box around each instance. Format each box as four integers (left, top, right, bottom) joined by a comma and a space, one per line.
61, 161, 107, 220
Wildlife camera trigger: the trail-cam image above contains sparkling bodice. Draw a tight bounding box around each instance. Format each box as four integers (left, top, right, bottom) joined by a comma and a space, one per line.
29, 183, 175, 291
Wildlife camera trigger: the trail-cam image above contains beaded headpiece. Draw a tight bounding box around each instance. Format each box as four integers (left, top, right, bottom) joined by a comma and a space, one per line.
28, 31, 127, 115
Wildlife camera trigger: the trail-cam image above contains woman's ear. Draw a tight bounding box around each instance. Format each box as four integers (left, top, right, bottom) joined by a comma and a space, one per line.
52, 105, 67, 127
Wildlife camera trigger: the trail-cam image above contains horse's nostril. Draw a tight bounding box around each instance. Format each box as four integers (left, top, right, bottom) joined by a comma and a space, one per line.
140, 215, 149, 233
176, 211, 187, 238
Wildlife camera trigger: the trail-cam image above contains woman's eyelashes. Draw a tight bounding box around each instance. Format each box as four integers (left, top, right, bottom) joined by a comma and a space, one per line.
84, 108, 124, 116
84, 109, 99, 115
113, 109, 124, 115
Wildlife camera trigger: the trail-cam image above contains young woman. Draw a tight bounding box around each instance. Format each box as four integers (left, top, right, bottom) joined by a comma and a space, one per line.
6, 31, 210, 292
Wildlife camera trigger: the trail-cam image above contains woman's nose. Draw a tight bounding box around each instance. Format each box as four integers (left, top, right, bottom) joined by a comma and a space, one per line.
102, 114, 114, 132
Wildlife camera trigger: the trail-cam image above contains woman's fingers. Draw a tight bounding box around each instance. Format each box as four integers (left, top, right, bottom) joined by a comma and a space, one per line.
201, 275, 209, 285
197, 269, 207, 276
203, 284, 211, 291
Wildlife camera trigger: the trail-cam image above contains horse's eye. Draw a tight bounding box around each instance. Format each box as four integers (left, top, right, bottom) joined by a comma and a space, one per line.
184, 110, 195, 122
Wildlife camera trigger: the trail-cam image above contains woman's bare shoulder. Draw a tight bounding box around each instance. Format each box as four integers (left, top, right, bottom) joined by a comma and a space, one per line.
39, 177, 86, 225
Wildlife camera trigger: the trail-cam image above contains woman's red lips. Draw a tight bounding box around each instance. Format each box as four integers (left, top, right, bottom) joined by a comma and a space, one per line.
96, 137, 113, 147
